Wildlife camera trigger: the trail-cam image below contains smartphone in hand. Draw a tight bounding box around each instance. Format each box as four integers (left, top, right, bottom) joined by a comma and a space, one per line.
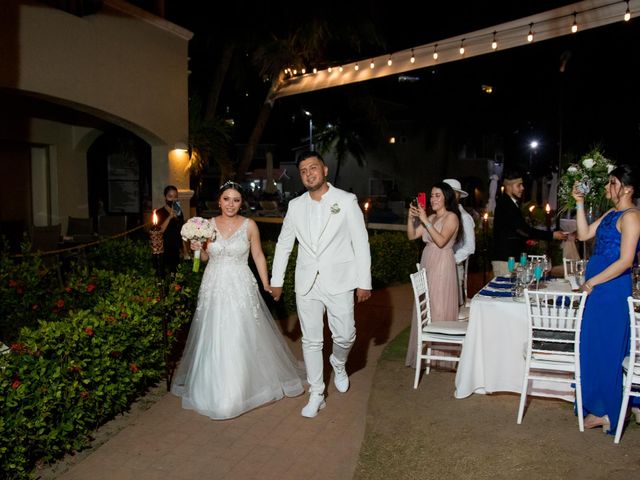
417, 192, 427, 209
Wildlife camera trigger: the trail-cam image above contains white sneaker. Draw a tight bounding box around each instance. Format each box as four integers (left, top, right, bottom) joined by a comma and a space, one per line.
330, 354, 349, 393
301, 394, 325, 418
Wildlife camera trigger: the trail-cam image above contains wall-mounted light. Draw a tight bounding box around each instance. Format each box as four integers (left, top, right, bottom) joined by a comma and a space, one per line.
625, 1, 631, 21
370, 59, 375, 69
571, 12, 578, 33
459, 39, 465, 55
410, 49, 416, 63
527, 23, 534, 42
174, 142, 188, 152
387, 55, 393, 66
491, 31, 498, 50
433, 44, 438, 60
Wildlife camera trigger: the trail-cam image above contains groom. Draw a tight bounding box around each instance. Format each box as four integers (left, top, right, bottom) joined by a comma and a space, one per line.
270, 151, 372, 418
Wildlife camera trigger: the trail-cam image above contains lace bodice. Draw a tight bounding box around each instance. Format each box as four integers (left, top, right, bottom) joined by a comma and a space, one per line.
207, 218, 250, 266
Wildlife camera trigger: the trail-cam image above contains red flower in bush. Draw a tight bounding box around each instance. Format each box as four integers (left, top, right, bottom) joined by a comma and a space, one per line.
65, 287, 73, 293
8, 279, 17, 288
174, 284, 182, 292
56, 299, 65, 308
68, 365, 81, 373
86, 283, 96, 293
525, 239, 537, 247
32, 304, 39, 311
84, 327, 94, 336
11, 379, 21, 389
80, 390, 89, 398
130, 363, 139, 373
10, 343, 25, 353
109, 351, 122, 358
120, 312, 129, 318
105, 315, 116, 323
166, 330, 174, 337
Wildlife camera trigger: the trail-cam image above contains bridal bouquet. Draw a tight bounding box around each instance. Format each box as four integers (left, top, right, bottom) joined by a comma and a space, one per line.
180, 217, 215, 272
557, 146, 615, 215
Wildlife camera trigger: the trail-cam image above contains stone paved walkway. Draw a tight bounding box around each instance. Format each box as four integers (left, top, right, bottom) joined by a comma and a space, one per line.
56, 283, 414, 480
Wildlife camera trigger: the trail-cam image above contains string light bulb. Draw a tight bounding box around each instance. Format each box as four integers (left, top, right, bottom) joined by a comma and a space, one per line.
370, 59, 375, 69
571, 12, 578, 33
625, 1, 631, 21
432, 44, 438, 60
410, 49, 416, 63
459, 39, 465, 55
527, 23, 534, 42
301, 67, 306, 74
293, 68, 297, 75
387, 55, 393, 66
328, 66, 333, 73
491, 31, 498, 50
354, 63, 359, 71
339, 65, 344, 72
313, 67, 317, 74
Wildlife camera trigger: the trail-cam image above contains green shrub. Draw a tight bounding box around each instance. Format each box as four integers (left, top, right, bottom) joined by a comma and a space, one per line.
369, 230, 419, 289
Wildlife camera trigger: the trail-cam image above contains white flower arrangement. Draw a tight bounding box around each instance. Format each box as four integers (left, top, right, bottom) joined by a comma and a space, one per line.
558, 146, 615, 215
180, 217, 215, 271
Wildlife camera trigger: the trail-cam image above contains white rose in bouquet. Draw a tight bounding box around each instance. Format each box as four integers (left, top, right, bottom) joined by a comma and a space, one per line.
180, 217, 215, 272
582, 158, 595, 169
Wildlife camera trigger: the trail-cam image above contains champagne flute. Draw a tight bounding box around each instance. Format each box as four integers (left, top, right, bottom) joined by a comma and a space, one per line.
520, 252, 528, 267
533, 260, 543, 290
507, 256, 516, 275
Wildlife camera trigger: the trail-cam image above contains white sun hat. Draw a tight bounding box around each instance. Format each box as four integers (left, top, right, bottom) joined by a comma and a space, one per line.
443, 178, 468, 198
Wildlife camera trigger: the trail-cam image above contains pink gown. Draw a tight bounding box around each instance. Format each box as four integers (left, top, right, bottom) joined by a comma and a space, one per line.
405, 213, 460, 369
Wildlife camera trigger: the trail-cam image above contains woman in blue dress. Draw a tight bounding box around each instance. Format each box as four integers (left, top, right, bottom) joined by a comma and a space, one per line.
573, 164, 640, 434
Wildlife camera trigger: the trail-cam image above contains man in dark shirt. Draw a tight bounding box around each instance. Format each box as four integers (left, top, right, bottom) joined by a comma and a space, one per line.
491, 170, 568, 277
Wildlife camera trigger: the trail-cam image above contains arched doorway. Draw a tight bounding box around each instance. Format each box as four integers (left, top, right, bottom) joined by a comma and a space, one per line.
87, 129, 152, 229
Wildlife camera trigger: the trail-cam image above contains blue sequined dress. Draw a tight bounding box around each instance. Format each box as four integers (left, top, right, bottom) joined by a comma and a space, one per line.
580, 209, 640, 432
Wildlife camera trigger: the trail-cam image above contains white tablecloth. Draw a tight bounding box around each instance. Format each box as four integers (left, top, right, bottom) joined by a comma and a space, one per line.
454, 279, 574, 401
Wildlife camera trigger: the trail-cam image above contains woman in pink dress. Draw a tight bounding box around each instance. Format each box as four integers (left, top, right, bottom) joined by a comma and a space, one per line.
405, 181, 461, 369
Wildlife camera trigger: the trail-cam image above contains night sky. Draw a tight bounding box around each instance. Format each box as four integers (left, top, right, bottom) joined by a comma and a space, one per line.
164, 0, 640, 172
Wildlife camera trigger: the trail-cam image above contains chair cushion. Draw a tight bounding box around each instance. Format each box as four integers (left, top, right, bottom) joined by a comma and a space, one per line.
424, 321, 467, 336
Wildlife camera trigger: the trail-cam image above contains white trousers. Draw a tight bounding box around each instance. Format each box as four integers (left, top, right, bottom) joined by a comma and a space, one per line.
296, 276, 355, 395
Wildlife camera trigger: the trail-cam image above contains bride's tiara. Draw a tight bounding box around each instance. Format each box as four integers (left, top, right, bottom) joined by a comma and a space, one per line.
219, 180, 243, 191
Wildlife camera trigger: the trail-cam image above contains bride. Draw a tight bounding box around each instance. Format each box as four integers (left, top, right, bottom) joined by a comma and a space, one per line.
171, 181, 304, 419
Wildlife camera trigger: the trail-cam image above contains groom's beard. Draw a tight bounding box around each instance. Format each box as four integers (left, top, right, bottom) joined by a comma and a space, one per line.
304, 176, 328, 193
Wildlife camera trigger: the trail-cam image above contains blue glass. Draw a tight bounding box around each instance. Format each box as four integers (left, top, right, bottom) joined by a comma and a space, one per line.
534, 265, 543, 281
507, 257, 516, 273
520, 252, 527, 267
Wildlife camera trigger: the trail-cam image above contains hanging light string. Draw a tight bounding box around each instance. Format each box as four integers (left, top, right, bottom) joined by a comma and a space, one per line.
280, 0, 636, 82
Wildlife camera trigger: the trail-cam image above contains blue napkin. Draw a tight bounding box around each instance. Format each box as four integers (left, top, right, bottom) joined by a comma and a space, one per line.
488, 281, 513, 289
494, 276, 515, 283
479, 289, 513, 297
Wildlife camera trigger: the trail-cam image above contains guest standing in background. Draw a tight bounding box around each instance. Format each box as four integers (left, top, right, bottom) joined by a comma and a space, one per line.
443, 178, 476, 307
492, 170, 568, 277
155, 185, 186, 273
405, 182, 461, 369
573, 164, 640, 434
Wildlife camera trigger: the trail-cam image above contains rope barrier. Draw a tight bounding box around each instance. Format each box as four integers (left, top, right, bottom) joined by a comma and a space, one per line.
12, 223, 151, 258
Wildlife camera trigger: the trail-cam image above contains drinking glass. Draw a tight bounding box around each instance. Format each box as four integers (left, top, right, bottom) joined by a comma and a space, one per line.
520, 252, 528, 267
543, 255, 552, 282
534, 260, 543, 289
507, 256, 516, 274
575, 260, 586, 286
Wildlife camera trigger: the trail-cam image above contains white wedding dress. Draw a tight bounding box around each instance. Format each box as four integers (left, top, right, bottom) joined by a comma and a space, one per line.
171, 218, 305, 419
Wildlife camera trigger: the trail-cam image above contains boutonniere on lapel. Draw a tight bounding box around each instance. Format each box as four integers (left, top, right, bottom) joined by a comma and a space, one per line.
330, 203, 341, 214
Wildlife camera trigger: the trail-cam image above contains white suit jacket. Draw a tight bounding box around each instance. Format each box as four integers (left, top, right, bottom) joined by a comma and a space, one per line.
271, 184, 372, 296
